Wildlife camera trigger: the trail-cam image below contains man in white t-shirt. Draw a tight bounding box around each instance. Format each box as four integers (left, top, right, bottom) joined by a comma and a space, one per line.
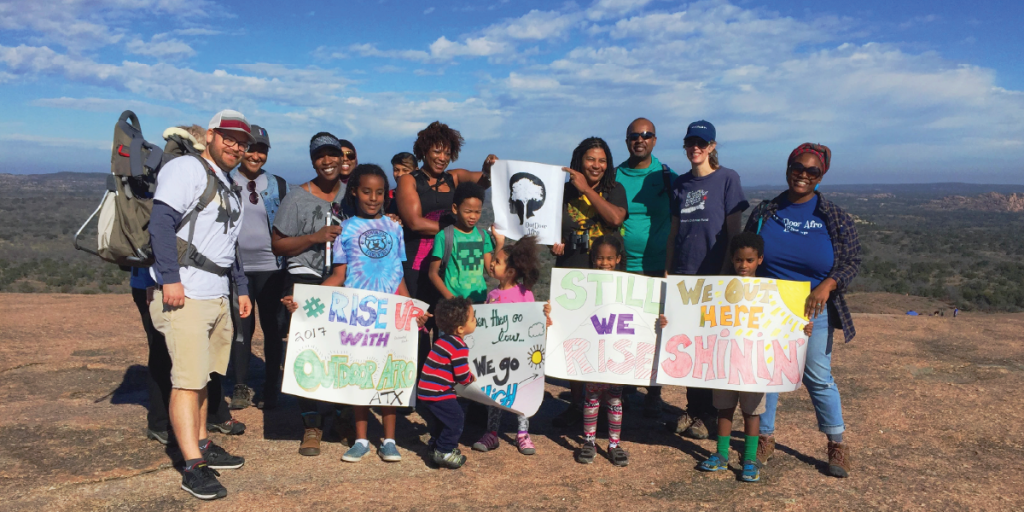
148, 109, 254, 501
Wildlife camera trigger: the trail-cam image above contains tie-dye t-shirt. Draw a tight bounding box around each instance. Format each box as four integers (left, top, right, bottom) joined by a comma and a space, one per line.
332, 216, 407, 294
431, 226, 494, 303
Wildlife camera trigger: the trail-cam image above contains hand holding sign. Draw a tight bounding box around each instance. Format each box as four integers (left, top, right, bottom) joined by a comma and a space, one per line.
490, 160, 565, 245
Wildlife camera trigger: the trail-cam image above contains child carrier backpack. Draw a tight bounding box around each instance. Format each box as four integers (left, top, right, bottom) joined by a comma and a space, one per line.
73, 110, 237, 276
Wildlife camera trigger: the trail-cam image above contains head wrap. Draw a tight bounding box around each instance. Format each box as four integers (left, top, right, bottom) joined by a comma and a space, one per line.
309, 132, 342, 159
788, 143, 831, 173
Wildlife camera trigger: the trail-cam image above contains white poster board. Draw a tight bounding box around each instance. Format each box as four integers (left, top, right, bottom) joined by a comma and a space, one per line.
455, 303, 548, 417
490, 159, 565, 245
656, 276, 811, 392
281, 284, 428, 407
545, 268, 664, 386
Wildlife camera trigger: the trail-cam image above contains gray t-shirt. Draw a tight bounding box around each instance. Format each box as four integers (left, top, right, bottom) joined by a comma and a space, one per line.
272, 183, 346, 278
669, 166, 749, 275
237, 173, 280, 273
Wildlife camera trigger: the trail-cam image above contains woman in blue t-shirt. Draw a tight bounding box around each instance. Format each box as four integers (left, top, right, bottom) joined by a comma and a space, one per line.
744, 143, 861, 479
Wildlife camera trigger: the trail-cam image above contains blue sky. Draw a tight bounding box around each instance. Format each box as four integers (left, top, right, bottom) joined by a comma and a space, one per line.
1, 0, 1023, 185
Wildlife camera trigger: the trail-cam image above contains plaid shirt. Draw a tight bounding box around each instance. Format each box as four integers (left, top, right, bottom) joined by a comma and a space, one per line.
745, 192, 861, 342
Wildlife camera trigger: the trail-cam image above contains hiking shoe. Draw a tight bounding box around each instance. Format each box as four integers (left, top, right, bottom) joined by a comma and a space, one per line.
827, 441, 851, 478
756, 434, 776, 466
683, 418, 709, 439
342, 442, 371, 462
577, 442, 597, 464
741, 460, 761, 482
472, 432, 500, 452
229, 384, 255, 410
299, 428, 322, 456
207, 418, 246, 435
643, 393, 664, 418
608, 445, 629, 467
669, 412, 695, 434
203, 442, 244, 470
146, 428, 171, 445
516, 434, 536, 455
552, 406, 583, 428
378, 441, 402, 462
181, 463, 226, 500
432, 448, 467, 469
698, 452, 729, 472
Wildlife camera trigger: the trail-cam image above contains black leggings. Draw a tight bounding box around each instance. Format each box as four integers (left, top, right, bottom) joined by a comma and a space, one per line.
231, 270, 286, 396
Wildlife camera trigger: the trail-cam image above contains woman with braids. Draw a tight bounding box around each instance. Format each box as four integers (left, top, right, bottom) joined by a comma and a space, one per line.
549, 137, 628, 429
744, 142, 860, 478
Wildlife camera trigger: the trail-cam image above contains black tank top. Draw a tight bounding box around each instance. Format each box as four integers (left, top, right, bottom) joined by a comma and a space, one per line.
404, 169, 455, 271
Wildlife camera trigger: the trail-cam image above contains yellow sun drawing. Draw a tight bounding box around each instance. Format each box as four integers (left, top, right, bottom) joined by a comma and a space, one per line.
757, 280, 811, 335
527, 345, 545, 369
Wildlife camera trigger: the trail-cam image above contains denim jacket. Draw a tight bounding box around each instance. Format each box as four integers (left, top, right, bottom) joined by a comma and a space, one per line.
230, 168, 289, 267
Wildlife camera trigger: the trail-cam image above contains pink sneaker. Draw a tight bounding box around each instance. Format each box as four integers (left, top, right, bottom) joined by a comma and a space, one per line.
472, 432, 499, 452
517, 433, 536, 455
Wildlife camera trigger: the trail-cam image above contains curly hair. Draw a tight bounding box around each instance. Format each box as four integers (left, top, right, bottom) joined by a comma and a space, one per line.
413, 121, 464, 163
729, 231, 764, 257
569, 137, 617, 194
502, 235, 541, 290
434, 296, 474, 334
345, 163, 390, 215
589, 234, 624, 268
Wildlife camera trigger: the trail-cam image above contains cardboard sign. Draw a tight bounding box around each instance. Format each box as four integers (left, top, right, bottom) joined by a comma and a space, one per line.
281, 284, 427, 407
545, 268, 664, 386
490, 159, 565, 245
455, 302, 548, 417
656, 277, 811, 392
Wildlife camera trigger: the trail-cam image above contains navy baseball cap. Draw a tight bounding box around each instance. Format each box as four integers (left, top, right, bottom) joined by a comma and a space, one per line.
684, 120, 716, 142
250, 125, 271, 149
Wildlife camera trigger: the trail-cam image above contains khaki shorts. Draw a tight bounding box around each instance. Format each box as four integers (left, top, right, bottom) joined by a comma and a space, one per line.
150, 290, 232, 390
712, 389, 767, 416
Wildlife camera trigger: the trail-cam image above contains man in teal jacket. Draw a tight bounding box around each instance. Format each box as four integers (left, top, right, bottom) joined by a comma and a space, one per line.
615, 117, 677, 417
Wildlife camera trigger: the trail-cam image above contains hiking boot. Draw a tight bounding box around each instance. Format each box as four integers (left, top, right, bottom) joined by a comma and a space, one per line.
299, 428, 322, 456
697, 452, 729, 472
756, 434, 776, 466
827, 441, 851, 478
472, 432, 500, 452
642, 393, 664, 418
378, 441, 402, 462
181, 463, 226, 500
683, 417, 709, 440
577, 442, 597, 464
146, 428, 171, 445
669, 412, 695, 434
552, 406, 583, 428
202, 442, 244, 470
516, 433, 536, 455
433, 448, 467, 469
608, 445, 629, 467
341, 442, 371, 462
207, 418, 246, 435
229, 384, 255, 410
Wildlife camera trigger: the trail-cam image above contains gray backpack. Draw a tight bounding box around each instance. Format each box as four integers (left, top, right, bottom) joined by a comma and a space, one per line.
74, 110, 237, 276
438, 224, 489, 280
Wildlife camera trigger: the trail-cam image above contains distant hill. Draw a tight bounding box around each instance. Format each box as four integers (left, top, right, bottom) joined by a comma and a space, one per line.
928, 192, 1024, 212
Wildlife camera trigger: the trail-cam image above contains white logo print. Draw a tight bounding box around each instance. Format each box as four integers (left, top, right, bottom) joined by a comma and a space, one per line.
781, 217, 823, 235
679, 189, 708, 214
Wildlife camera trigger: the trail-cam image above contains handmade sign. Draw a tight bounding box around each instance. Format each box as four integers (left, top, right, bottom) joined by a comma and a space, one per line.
490, 159, 565, 245
656, 277, 810, 392
546, 268, 664, 386
281, 284, 427, 407
455, 302, 548, 417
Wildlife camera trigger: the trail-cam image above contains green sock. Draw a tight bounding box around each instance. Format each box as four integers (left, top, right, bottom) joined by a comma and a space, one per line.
743, 435, 758, 462
717, 435, 730, 458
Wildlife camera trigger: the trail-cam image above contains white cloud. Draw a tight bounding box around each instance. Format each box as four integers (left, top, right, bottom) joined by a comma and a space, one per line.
125, 36, 196, 60
424, 7, 435, 14
31, 97, 185, 118
0, 133, 108, 150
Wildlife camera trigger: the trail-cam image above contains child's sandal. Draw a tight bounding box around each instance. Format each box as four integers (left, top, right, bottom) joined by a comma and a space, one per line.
608, 445, 629, 467
577, 443, 596, 464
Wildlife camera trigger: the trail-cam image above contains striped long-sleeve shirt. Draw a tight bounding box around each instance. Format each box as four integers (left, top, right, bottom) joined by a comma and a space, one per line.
417, 334, 473, 401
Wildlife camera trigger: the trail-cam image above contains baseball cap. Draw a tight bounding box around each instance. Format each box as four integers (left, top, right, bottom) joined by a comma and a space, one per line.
250, 124, 271, 149
208, 109, 256, 143
684, 120, 716, 143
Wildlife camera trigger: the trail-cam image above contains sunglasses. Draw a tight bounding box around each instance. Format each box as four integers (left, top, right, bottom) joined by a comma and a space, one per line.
787, 162, 823, 179
341, 151, 356, 160
627, 131, 656, 141
683, 138, 711, 150
247, 180, 259, 205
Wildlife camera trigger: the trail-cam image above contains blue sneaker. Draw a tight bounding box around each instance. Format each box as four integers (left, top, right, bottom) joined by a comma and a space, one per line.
341, 442, 371, 462
378, 441, 402, 462
697, 452, 729, 472
741, 459, 761, 482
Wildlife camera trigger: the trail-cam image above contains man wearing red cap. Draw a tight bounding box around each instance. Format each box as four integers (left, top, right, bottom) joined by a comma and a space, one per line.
148, 109, 254, 500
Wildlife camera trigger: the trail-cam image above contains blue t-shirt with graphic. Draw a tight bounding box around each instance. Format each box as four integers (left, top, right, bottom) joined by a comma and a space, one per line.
758, 195, 834, 289
332, 216, 407, 294
669, 167, 748, 275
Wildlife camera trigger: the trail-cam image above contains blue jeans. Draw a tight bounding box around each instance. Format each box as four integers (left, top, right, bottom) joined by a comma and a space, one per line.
760, 309, 845, 436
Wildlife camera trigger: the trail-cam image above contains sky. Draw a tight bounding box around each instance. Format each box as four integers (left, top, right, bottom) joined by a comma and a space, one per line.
1, 0, 1023, 185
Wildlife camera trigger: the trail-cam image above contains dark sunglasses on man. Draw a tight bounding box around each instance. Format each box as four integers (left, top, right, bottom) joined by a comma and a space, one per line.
787, 162, 823, 179
627, 131, 656, 141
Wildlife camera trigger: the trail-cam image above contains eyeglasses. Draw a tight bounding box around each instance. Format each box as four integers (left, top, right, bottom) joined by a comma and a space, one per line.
247, 180, 259, 205
627, 131, 656, 141
341, 151, 356, 160
683, 138, 711, 150
216, 130, 250, 152
787, 162, 823, 179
